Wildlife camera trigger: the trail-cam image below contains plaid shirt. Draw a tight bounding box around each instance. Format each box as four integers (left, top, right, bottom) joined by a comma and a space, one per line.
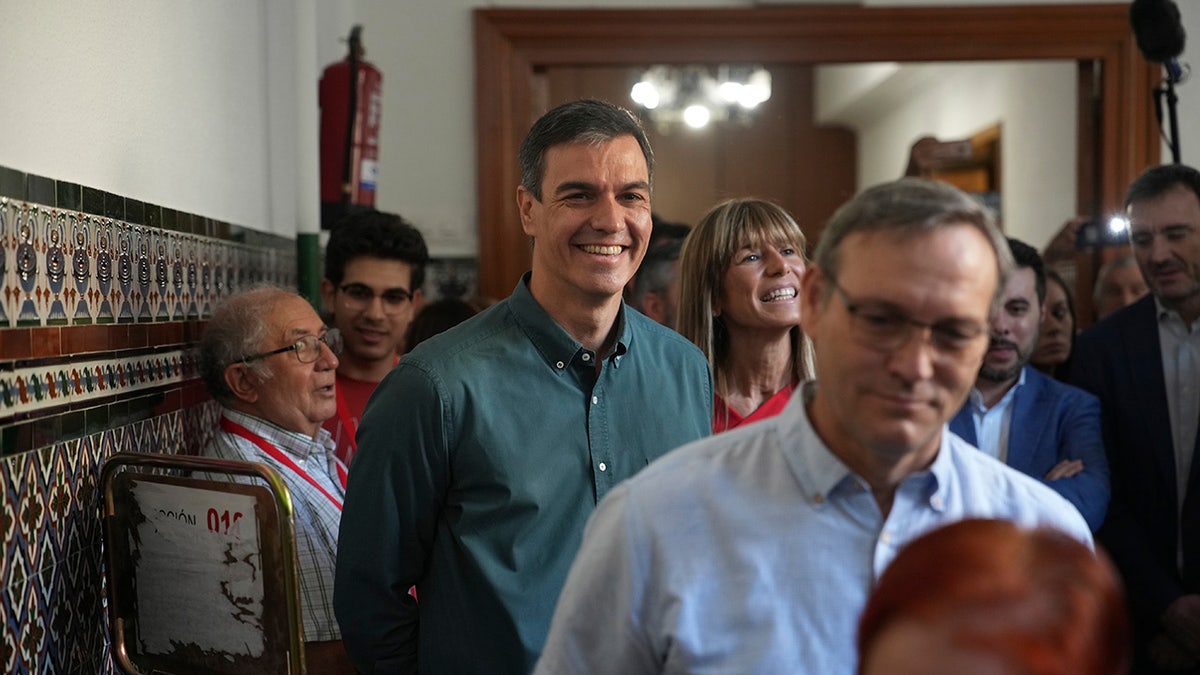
206, 408, 345, 643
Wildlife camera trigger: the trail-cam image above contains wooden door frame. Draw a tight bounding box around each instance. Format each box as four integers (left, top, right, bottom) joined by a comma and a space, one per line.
474, 4, 1158, 299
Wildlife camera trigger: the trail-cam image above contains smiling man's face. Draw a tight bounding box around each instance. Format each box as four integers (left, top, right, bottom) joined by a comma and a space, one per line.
323, 256, 417, 377
517, 135, 652, 309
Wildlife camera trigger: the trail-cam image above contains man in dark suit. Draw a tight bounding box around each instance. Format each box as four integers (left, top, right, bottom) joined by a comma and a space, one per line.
951, 237, 1108, 530
1072, 163, 1200, 673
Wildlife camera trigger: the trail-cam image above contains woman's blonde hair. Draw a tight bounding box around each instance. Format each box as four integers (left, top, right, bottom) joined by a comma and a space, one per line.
677, 198, 815, 392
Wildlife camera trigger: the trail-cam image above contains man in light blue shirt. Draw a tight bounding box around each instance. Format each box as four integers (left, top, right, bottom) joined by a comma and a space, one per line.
950, 238, 1108, 530
536, 178, 1091, 675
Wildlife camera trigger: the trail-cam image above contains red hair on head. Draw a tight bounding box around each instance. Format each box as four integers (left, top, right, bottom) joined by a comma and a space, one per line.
857, 519, 1130, 675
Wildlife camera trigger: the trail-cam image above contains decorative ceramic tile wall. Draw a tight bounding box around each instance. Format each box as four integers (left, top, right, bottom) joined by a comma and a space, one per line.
1, 349, 197, 425
0, 165, 295, 674
0, 196, 295, 331
1, 403, 222, 673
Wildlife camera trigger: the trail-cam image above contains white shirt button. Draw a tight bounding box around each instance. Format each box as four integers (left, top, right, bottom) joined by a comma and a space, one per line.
556, 360, 565, 369
592, 395, 599, 405
880, 531, 892, 545
598, 462, 607, 472
582, 353, 591, 362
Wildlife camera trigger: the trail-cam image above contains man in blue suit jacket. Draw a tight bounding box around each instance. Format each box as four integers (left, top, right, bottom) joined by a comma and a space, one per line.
951, 238, 1108, 531
1072, 164, 1200, 674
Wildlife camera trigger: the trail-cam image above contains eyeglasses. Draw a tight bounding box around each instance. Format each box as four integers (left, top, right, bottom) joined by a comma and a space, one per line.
239, 329, 343, 365
824, 272, 987, 357
338, 283, 412, 315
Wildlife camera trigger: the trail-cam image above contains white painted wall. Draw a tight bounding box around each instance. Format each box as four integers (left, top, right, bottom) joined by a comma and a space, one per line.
817, 61, 1078, 249
0, 2, 273, 228
4, 0, 1197, 256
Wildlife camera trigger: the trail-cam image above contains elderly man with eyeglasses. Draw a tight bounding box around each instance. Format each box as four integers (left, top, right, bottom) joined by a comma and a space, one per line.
535, 178, 1092, 675
198, 285, 353, 674
319, 210, 429, 466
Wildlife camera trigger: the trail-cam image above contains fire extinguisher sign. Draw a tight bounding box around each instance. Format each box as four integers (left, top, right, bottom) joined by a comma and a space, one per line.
359, 87, 382, 192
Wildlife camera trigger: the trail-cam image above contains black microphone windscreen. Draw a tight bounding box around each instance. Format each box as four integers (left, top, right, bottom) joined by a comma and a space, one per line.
1130, 0, 1187, 63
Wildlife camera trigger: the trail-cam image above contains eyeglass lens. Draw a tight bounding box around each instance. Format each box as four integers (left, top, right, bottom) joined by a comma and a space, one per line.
340, 283, 411, 313
296, 329, 343, 362
828, 277, 982, 355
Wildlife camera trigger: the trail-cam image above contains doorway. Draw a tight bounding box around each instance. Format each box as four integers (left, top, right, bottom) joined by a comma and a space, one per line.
473, 4, 1157, 299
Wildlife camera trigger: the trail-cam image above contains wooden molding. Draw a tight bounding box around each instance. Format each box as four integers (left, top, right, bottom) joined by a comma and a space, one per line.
475, 4, 1158, 299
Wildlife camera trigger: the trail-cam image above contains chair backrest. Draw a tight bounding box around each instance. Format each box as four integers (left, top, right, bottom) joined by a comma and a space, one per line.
101, 452, 305, 674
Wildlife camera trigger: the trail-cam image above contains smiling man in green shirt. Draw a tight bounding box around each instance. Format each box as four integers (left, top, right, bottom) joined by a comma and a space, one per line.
334, 99, 713, 674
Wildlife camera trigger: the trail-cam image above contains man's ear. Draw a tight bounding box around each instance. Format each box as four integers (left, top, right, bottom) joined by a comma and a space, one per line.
320, 278, 337, 315
224, 363, 261, 404
517, 185, 538, 237
799, 265, 825, 338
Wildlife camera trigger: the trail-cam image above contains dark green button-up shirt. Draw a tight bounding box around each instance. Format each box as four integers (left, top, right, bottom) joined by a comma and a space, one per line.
336, 274, 712, 674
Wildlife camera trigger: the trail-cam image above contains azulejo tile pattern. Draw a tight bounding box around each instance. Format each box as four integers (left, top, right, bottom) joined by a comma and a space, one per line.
0, 166, 294, 674
0, 350, 197, 426
1, 403, 223, 674
0, 197, 296, 330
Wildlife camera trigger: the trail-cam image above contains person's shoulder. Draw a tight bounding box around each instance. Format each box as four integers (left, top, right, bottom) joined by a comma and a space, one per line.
626, 307, 686, 344
625, 417, 784, 494
1078, 294, 1156, 344
1027, 367, 1099, 406
202, 428, 252, 462
402, 300, 516, 367
625, 308, 706, 363
944, 435, 1090, 533
946, 432, 1026, 480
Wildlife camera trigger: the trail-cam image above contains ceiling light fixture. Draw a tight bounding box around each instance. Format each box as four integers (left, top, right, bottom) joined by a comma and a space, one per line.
629, 64, 772, 131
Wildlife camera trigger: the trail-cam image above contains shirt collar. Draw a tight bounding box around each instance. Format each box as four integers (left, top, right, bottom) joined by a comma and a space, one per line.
966, 365, 1027, 412
223, 408, 334, 462
784, 381, 948, 511
1156, 295, 1175, 322
1155, 295, 1200, 332
507, 272, 632, 375
785, 382, 860, 505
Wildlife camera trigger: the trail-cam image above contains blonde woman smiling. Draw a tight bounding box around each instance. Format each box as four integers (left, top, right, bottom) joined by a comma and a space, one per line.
678, 198, 815, 432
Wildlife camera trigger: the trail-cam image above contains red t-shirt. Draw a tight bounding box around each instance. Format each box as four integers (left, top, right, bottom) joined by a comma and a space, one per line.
712, 380, 797, 434
323, 371, 380, 466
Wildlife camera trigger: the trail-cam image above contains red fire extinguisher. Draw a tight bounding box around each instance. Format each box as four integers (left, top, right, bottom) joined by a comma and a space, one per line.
319, 25, 382, 229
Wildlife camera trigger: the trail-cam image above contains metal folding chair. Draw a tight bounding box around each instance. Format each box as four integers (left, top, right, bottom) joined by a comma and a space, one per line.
101, 452, 305, 674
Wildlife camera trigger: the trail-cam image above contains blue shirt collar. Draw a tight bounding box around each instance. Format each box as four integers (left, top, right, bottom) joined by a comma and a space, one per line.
784, 383, 858, 505
966, 365, 1028, 412
223, 408, 335, 461
784, 381, 949, 511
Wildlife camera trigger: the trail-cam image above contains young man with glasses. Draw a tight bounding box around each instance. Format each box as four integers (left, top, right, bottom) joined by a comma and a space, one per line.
535, 178, 1091, 674
198, 286, 352, 673
320, 210, 429, 465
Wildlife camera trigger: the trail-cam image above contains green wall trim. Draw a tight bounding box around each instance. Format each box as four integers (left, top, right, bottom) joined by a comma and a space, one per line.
297, 232, 322, 308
